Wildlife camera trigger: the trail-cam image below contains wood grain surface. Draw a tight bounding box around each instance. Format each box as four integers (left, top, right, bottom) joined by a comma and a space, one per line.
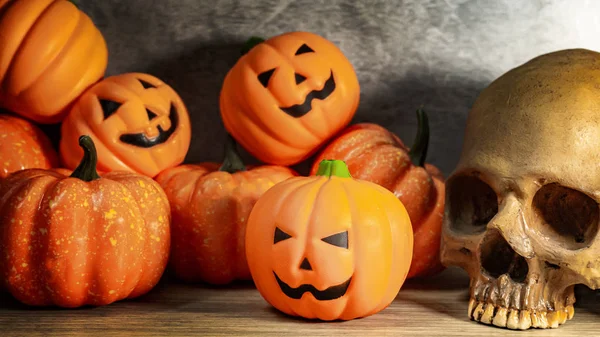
1, 267, 599, 336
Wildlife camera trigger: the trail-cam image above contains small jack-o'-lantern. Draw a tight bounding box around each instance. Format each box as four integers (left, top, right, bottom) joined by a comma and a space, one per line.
220, 32, 360, 166
59, 73, 191, 177
246, 160, 413, 320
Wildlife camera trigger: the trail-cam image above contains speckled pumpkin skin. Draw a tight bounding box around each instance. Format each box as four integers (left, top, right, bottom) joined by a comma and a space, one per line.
0, 114, 58, 178
155, 163, 297, 284
0, 169, 171, 307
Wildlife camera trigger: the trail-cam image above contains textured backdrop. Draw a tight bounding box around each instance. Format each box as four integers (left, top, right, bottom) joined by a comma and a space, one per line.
75, 0, 600, 176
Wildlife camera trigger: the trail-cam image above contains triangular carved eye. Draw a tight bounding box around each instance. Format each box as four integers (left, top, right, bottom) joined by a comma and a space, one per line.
146, 108, 158, 120
258, 68, 276, 88
139, 79, 156, 89
295, 44, 314, 55
295, 73, 307, 85
274, 227, 292, 244
322, 231, 348, 249
99, 99, 122, 120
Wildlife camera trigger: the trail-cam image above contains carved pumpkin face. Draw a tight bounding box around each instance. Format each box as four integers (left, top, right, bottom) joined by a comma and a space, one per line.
59, 73, 191, 177
246, 160, 413, 321
220, 32, 360, 166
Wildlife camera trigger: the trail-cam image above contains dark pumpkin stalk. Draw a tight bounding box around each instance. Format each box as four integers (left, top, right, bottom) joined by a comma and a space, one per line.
408, 107, 430, 167
241, 36, 265, 55
315, 159, 352, 178
219, 134, 246, 173
69, 0, 79, 8
70, 135, 101, 182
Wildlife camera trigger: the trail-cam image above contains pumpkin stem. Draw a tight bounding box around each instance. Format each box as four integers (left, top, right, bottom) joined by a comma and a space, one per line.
219, 134, 247, 173
315, 160, 352, 178
68, 0, 79, 8
241, 36, 265, 55
70, 135, 101, 182
408, 107, 430, 167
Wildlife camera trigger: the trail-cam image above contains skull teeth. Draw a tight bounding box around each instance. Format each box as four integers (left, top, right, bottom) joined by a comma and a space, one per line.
468, 299, 574, 330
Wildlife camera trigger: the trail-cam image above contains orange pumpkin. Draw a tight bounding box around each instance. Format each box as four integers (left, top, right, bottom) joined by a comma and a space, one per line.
0, 0, 108, 124
59, 73, 191, 178
220, 32, 360, 166
155, 134, 296, 284
0, 113, 58, 178
310, 109, 446, 279
246, 159, 413, 320
0, 135, 171, 307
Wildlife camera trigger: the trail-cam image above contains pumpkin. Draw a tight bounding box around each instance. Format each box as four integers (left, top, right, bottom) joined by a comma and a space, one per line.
246, 159, 413, 320
0, 135, 171, 307
220, 31, 360, 166
310, 109, 445, 279
155, 134, 296, 284
0, 0, 108, 124
0, 113, 58, 178
59, 72, 191, 178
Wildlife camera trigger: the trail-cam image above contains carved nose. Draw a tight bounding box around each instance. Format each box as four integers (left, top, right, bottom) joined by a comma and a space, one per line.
300, 257, 312, 270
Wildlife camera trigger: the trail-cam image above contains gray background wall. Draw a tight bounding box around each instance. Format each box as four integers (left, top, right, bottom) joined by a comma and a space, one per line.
75, 0, 600, 176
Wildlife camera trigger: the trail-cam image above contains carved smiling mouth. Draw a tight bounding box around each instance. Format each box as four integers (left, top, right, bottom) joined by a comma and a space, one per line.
119, 103, 179, 148
280, 70, 336, 118
274, 271, 351, 300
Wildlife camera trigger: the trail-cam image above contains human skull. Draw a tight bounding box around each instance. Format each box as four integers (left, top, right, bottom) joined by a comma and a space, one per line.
440, 48, 600, 330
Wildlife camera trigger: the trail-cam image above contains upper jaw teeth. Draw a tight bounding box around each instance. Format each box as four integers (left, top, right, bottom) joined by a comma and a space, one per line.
468, 299, 574, 330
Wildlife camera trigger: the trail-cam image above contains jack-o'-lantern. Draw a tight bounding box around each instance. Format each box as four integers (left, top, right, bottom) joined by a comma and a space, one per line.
0, 0, 108, 124
220, 32, 360, 166
59, 73, 191, 177
311, 109, 446, 279
246, 160, 413, 320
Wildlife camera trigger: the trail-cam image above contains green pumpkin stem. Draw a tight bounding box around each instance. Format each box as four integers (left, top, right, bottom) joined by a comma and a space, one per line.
241, 36, 265, 55
408, 107, 430, 167
70, 135, 101, 182
315, 160, 352, 178
68, 0, 79, 8
219, 134, 247, 173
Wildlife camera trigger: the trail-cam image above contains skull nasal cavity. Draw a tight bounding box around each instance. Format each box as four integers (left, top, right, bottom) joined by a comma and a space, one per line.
300, 258, 312, 270
480, 230, 528, 283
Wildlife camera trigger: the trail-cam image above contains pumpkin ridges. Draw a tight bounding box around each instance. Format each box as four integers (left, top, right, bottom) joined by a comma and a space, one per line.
338, 180, 392, 319
223, 92, 307, 163
21, 8, 104, 116
0, 173, 55, 296
0, 0, 54, 84
157, 163, 296, 284
23, 176, 62, 306
406, 176, 445, 279
40, 178, 90, 306
108, 172, 170, 298
391, 166, 438, 230
7, 0, 79, 96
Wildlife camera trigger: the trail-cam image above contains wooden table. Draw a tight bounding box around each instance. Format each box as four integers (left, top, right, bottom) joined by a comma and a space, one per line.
1, 267, 599, 336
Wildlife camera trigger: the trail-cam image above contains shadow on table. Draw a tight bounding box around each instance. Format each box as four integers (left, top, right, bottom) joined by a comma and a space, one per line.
395, 266, 470, 321
0, 271, 258, 312
574, 284, 600, 315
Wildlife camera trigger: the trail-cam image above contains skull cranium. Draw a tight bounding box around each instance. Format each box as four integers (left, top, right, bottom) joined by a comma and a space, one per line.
441, 48, 600, 330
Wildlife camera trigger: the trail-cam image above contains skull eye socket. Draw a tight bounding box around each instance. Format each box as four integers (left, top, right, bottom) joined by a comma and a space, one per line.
447, 175, 498, 234
532, 183, 599, 250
